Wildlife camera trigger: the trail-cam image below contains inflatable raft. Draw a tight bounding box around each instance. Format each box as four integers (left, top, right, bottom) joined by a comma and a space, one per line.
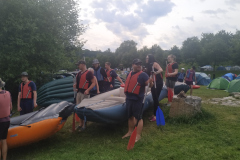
37, 75, 125, 107
75, 87, 153, 124
7, 101, 74, 149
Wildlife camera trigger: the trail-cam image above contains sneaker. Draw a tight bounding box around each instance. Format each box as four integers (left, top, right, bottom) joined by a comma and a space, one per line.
149, 117, 156, 122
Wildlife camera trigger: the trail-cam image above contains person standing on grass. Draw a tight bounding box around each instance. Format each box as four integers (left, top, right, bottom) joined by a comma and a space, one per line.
0, 78, 12, 160
184, 66, 197, 96
177, 68, 186, 82
88, 68, 100, 97
165, 54, 178, 106
74, 60, 96, 131
92, 59, 108, 93
17, 72, 37, 115
145, 54, 163, 122
122, 59, 149, 142
104, 62, 124, 91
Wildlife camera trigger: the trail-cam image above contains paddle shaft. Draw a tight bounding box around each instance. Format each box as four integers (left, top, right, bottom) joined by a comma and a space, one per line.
20, 107, 45, 125
152, 65, 157, 89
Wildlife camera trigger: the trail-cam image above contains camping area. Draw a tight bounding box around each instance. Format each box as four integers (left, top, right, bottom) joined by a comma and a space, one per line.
1, 0, 240, 160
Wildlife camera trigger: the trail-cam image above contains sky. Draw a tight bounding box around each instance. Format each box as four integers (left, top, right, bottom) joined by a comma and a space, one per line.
78, 0, 240, 52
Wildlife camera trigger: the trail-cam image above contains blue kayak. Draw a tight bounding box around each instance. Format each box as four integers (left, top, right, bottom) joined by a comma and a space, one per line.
74, 88, 153, 124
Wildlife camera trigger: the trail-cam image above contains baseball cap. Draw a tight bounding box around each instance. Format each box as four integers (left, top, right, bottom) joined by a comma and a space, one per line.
76, 60, 86, 65
132, 59, 142, 65
181, 68, 185, 70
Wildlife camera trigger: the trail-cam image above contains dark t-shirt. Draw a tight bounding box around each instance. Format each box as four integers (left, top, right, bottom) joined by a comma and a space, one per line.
167, 63, 178, 81
126, 72, 149, 101
106, 69, 118, 86
76, 70, 94, 94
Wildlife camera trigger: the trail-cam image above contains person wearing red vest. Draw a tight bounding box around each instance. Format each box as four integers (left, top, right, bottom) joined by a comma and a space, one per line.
17, 72, 37, 115
165, 55, 178, 106
104, 62, 124, 91
0, 78, 12, 160
73, 60, 95, 131
145, 54, 163, 122
122, 59, 149, 142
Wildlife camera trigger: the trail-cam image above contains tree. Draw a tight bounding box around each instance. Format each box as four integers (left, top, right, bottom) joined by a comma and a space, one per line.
201, 30, 233, 70
115, 40, 138, 68
181, 37, 202, 65
231, 30, 240, 65
0, 0, 85, 96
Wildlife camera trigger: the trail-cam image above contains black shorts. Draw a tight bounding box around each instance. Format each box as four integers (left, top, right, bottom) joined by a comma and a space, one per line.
0, 121, 10, 140
166, 79, 176, 88
185, 81, 193, 86
126, 99, 143, 120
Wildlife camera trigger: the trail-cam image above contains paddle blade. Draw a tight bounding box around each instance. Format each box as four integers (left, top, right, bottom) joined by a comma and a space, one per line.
156, 106, 165, 126
127, 127, 137, 150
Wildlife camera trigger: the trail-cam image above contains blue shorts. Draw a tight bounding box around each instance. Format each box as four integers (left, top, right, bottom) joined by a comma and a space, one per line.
20, 99, 34, 115
126, 99, 143, 120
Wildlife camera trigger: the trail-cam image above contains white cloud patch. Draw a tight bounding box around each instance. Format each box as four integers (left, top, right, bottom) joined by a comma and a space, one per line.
225, 0, 240, 6
185, 16, 194, 21
202, 8, 228, 15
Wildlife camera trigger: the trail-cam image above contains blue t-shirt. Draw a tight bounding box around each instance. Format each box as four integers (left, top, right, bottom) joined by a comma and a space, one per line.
126, 72, 149, 101
18, 81, 37, 101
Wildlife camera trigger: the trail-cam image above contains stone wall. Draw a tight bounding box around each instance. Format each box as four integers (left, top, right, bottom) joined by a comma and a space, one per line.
169, 96, 202, 118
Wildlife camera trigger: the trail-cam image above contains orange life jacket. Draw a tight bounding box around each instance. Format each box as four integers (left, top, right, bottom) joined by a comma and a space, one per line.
165, 62, 176, 78
0, 91, 11, 118
124, 71, 143, 95
104, 69, 113, 82
21, 81, 33, 99
78, 70, 89, 90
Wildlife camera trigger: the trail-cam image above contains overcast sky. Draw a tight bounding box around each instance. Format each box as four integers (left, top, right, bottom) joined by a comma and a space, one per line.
78, 0, 240, 51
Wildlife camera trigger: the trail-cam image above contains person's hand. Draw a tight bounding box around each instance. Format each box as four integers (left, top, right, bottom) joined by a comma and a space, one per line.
34, 102, 38, 108
84, 89, 89, 95
167, 73, 170, 76
73, 84, 76, 88
110, 84, 113, 88
149, 78, 153, 83
97, 91, 100, 94
17, 105, 22, 111
151, 71, 157, 75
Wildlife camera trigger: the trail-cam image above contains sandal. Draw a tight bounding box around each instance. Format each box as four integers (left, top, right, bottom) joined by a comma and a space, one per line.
148, 115, 154, 120
149, 117, 156, 122
75, 125, 83, 131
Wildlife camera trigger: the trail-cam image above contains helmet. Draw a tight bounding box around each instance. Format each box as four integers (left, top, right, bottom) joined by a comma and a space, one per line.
92, 59, 100, 64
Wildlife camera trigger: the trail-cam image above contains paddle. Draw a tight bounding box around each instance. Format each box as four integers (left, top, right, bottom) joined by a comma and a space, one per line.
151, 66, 165, 126
72, 75, 77, 132
127, 85, 148, 150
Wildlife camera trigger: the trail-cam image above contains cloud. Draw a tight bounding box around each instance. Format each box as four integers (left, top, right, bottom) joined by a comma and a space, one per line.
225, 0, 240, 6
202, 8, 228, 15
185, 16, 194, 22
172, 25, 180, 30
135, 0, 175, 24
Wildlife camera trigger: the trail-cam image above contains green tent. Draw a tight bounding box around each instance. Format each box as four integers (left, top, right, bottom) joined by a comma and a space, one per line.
227, 79, 240, 93
207, 77, 230, 90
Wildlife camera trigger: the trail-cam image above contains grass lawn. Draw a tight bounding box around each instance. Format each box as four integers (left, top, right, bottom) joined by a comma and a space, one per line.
8, 86, 240, 160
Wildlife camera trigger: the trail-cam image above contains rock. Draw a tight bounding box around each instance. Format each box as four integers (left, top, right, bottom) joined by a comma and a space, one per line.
169, 96, 202, 118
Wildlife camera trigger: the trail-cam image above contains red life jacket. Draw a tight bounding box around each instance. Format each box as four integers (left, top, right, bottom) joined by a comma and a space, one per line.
78, 70, 89, 90
124, 71, 143, 95
21, 81, 33, 99
104, 69, 113, 82
165, 62, 176, 78
0, 91, 11, 118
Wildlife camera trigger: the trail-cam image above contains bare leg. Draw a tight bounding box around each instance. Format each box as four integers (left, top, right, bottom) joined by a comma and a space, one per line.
1, 140, 8, 160
190, 85, 193, 96
122, 116, 135, 139
136, 119, 143, 142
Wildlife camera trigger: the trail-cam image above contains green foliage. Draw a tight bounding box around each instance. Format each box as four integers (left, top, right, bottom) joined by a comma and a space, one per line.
0, 0, 85, 95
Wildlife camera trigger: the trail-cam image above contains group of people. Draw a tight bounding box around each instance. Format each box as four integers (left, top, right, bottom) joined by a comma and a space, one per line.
0, 72, 37, 160
1, 54, 196, 159
177, 66, 197, 96
72, 54, 179, 142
